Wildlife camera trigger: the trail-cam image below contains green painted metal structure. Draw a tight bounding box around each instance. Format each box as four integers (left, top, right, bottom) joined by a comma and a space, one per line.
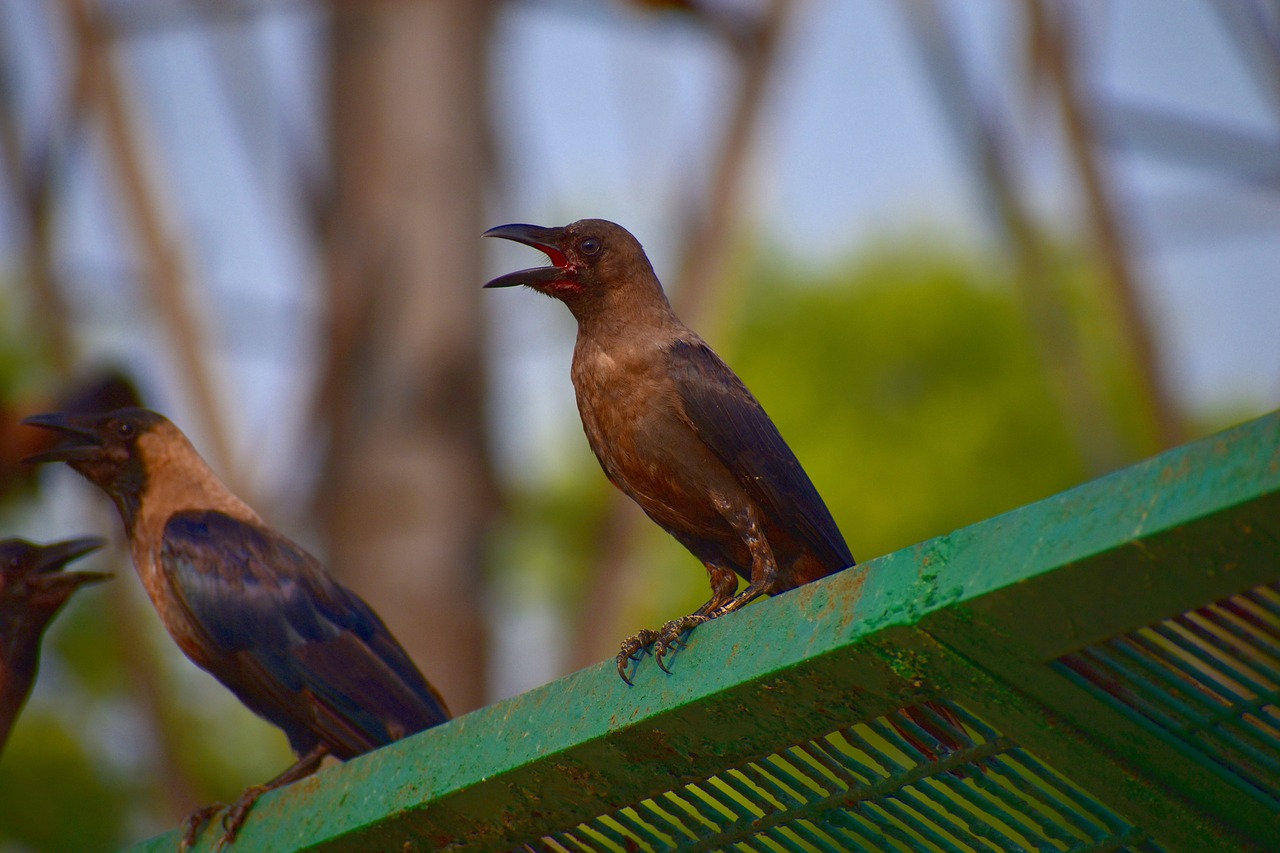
129, 411, 1280, 852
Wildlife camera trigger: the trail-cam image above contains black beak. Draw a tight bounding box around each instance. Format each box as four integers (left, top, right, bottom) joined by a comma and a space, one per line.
482, 223, 574, 289
28, 537, 111, 590
20, 412, 105, 464
33, 537, 107, 575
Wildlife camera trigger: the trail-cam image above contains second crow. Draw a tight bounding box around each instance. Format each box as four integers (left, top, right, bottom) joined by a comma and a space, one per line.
24, 407, 450, 847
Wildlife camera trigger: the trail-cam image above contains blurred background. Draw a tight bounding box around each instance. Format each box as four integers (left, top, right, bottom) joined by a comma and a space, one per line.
0, 0, 1277, 848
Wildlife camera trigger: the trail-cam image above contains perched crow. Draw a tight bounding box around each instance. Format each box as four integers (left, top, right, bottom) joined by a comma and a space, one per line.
483, 219, 855, 682
23, 408, 450, 847
0, 536, 108, 755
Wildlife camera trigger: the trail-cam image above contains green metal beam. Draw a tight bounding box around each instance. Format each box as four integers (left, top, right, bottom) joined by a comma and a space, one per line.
126, 410, 1280, 852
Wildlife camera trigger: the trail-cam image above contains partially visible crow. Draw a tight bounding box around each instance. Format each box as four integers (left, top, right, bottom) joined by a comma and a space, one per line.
23, 408, 450, 847
0, 536, 108, 754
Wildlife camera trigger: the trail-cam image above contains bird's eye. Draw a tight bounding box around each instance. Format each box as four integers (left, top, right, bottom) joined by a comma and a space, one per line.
580, 237, 601, 256
116, 421, 135, 440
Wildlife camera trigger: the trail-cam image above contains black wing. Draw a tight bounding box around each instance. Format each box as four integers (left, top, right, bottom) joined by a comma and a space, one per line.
668, 339, 853, 571
159, 510, 449, 758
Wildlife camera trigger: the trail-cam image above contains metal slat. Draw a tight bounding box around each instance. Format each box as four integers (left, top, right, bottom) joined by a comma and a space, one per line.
893, 784, 983, 853
872, 791, 970, 852
766, 752, 831, 801
1124, 628, 1280, 763
856, 799, 933, 851
1198, 597, 1280, 675
822, 808, 885, 852
609, 807, 669, 849
661, 790, 720, 836
1160, 617, 1279, 704
689, 779, 755, 825
985, 754, 1098, 845
995, 750, 1126, 838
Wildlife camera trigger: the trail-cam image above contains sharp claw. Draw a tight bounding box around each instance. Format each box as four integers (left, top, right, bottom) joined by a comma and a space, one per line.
617, 653, 635, 685
218, 784, 266, 848
181, 803, 224, 851
615, 628, 660, 684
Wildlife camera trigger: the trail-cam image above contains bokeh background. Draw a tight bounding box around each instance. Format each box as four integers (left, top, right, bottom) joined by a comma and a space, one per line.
1, 0, 1278, 849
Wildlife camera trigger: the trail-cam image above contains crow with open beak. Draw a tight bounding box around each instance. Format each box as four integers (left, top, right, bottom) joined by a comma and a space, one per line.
0, 536, 108, 754
484, 219, 855, 681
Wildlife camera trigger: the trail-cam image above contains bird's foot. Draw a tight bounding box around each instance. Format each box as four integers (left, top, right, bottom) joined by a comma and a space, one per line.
214, 784, 268, 849
180, 803, 225, 850
616, 628, 661, 684
652, 613, 709, 673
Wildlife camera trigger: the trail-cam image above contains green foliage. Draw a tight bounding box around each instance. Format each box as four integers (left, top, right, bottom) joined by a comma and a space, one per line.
0, 283, 52, 401
0, 713, 140, 852
729, 243, 1089, 559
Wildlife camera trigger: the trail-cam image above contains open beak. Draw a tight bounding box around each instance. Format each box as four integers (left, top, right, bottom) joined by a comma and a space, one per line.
19, 412, 106, 464
29, 537, 111, 590
482, 223, 575, 290
32, 537, 106, 575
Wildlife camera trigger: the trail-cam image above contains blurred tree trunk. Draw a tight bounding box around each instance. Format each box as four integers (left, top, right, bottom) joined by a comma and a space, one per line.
320, 0, 497, 713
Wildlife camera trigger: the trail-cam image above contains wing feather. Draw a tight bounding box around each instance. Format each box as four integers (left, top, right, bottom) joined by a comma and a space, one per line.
159, 510, 449, 758
668, 339, 854, 571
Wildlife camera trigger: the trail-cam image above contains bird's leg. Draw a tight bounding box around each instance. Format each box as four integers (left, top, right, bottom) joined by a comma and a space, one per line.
651, 563, 739, 673
180, 803, 225, 850
215, 743, 330, 848
616, 562, 737, 682
652, 500, 776, 668
705, 501, 777, 620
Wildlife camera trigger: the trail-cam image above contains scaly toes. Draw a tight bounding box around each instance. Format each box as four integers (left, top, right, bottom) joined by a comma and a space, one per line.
616, 628, 660, 684
653, 614, 709, 672
217, 785, 267, 849
181, 803, 224, 850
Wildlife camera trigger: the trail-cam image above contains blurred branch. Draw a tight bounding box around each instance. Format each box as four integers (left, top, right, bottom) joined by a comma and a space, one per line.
1026, 0, 1187, 449
570, 0, 790, 670
63, 0, 239, 482
198, 13, 334, 241
1103, 102, 1280, 188
1206, 0, 1280, 120
672, 0, 787, 334
104, 0, 320, 35
898, 0, 1128, 474
0, 13, 86, 374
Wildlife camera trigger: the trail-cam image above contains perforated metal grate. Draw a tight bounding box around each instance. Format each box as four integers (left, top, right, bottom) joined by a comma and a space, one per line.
1055, 581, 1280, 807
521, 703, 1161, 852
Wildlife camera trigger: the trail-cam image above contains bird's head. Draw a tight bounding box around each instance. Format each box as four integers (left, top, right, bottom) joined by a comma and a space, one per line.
0, 537, 108, 614
483, 219, 666, 317
20, 407, 168, 501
